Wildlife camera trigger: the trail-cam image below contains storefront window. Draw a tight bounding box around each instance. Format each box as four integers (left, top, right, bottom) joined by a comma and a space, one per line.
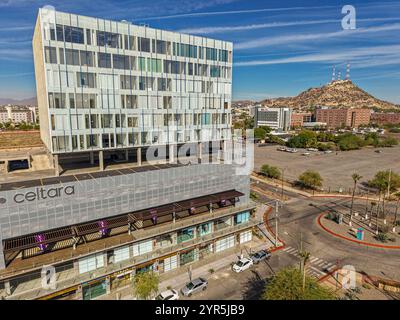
82, 280, 107, 300
177, 227, 195, 243
198, 222, 212, 237
235, 211, 250, 225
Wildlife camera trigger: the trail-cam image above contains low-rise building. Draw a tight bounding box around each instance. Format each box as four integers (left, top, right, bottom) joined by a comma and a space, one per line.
371, 112, 400, 125
255, 107, 292, 131
0, 105, 37, 124
315, 107, 371, 128
290, 112, 313, 128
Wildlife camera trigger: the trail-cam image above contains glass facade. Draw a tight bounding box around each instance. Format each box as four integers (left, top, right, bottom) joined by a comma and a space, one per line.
37, 9, 232, 153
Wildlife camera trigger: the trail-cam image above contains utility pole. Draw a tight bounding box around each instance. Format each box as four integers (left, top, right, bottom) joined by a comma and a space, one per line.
275, 200, 279, 247
280, 167, 285, 201
387, 169, 392, 198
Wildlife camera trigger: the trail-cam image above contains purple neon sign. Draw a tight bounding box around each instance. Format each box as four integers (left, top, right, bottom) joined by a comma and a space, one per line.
34, 234, 48, 251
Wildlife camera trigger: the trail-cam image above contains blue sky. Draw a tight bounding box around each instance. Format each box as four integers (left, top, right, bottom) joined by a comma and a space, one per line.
0, 0, 399, 103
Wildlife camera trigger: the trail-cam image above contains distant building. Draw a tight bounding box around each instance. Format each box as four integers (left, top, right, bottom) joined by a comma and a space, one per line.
255, 107, 292, 131
0, 105, 37, 124
315, 107, 371, 128
290, 112, 313, 128
371, 112, 400, 125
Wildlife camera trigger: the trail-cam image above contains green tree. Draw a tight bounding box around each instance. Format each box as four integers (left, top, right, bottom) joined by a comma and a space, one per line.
260, 164, 281, 179
336, 133, 365, 151
262, 267, 336, 300
368, 170, 400, 192
254, 127, 267, 141
132, 271, 159, 300
287, 130, 317, 148
297, 170, 323, 190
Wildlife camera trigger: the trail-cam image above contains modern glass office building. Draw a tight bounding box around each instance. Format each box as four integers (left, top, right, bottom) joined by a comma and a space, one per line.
33, 8, 233, 171
0, 8, 258, 300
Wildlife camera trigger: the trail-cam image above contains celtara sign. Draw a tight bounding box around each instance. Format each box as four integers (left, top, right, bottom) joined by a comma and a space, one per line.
5, 185, 75, 204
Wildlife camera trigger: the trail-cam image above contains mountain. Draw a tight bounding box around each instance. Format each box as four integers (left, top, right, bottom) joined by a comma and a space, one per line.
0, 97, 37, 106
260, 80, 399, 111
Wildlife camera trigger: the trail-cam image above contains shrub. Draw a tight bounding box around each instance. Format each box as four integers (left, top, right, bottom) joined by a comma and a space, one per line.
260, 164, 281, 179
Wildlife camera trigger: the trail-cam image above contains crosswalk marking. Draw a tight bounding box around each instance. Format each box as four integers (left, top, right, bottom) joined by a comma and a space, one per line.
282, 246, 337, 279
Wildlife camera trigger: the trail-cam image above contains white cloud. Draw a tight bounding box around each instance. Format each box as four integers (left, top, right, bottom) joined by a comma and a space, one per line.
143, 5, 335, 20
178, 17, 400, 35
236, 23, 400, 50
235, 45, 400, 67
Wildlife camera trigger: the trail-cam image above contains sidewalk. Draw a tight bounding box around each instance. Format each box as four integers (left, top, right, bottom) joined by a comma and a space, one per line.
97, 239, 271, 300
251, 173, 380, 201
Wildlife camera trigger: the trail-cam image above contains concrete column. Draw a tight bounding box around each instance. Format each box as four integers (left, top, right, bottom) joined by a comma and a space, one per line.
197, 142, 202, 162
136, 148, 142, 166
125, 149, 129, 162
89, 151, 94, 165
4, 281, 11, 296
169, 144, 176, 164
54, 154, 59, 177
75, 285, 83, 300
99, 151, 104, 171
0, 243, 6, 270
105, 276, 111, 294
4, 160, 9, 174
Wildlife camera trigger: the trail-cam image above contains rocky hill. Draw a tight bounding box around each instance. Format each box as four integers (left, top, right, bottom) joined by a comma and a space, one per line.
260, 80, 399, 111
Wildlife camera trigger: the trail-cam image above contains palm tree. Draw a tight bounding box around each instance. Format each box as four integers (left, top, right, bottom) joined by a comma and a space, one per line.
349, 173, 362, 226
299, 250, 311, 291
369, 201, 377, 228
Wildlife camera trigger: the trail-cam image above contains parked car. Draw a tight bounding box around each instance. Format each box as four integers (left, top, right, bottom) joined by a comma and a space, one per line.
232, 257, 253, 273
302, 152, 311, 156
155, 289, 179, 300
249, 250, 271, 264
375, 150, 382, 153
324, 150, 333, 154
181, 277, 208, 297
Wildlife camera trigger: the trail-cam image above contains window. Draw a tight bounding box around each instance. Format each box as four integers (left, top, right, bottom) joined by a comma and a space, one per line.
48, 93, 66, 109
80, 51, 94, 67
219, 49, 228, 62
77, 72, 96, 88
138, 57, 146, 71
210, 66, 220, 78
239, 230, 252, 244
206, 47, 218, 61
44, 46, 57, 64
98, 52, 111, 68
198, 222, 212, 236
56, 25, 84, 44
78, 253, 104, 274
114, 246, 130, 263
120, 75, 136, 90
132, 240, 152, 257
215, 235, 235, 253
87, 134, 99, 147
138, 37, 151, 52
147, 58, 162, 73
127, 116, 138, 127
235, 211, 250, 225
101, 114, 113, 128
155, 40, 167, 54
86, 29, 92, 45
97, 31, 120, 48
124, 35, 135, 50
113, 54, 133, 70
177, 227, 195, 243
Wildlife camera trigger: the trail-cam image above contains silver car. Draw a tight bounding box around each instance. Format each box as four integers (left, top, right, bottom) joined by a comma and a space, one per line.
181, 277, 208, 297
250, 250, 271, 264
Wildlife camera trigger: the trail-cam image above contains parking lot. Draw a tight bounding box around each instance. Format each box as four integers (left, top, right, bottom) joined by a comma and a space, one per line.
254, 144, 400, 191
